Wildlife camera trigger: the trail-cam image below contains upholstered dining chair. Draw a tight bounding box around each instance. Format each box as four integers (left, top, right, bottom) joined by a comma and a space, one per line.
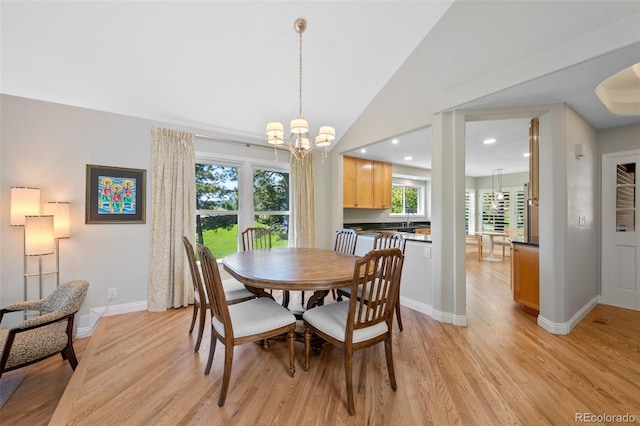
337, 232, 406, 330
0, 280, 89, 379
182, 237, 255, 352
197, 244, 296, 407
303, 247, 404, 416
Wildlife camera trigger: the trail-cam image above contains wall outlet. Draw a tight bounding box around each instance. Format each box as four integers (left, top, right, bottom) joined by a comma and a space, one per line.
579, 215, 587, 227
108, 288, 117, 300
424, 247, 432, 258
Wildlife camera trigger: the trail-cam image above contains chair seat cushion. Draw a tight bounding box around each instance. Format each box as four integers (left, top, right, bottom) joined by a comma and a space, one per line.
303, 301, 388, 344
0, 322, 68, 369
212, 297, 295, 339
222, 279, 255, 302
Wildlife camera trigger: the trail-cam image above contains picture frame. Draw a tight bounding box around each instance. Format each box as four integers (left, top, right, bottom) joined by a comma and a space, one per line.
85, 164, 146, 224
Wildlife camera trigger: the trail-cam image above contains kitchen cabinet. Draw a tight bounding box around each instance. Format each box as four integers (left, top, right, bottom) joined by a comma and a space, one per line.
343, 156, 391, 209
373, 161, 392, 209
511, 242, 539, 314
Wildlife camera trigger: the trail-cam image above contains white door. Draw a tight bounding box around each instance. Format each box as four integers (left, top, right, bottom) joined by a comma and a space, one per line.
602, 150, 640, 311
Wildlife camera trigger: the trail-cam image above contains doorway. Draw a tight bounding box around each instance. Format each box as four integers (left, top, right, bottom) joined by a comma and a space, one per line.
601, 150, 640, 311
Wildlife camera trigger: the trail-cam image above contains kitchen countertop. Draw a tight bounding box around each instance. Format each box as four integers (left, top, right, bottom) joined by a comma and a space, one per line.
357, 231, 432, 243
510, 236, 539, 246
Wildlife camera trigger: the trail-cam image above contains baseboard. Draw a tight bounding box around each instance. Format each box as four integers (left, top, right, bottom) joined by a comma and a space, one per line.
537, 295, 600, 335
400, 296, 432, 317
77, 300, 148, 338
400, 296, 468, 326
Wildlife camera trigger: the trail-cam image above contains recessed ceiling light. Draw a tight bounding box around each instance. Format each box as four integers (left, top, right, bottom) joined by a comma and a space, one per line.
404, 156, 413, 161
392, 139, 399, 144
483, 138, 497, 144
523, 152, 531, 157
360, 148, 366, 153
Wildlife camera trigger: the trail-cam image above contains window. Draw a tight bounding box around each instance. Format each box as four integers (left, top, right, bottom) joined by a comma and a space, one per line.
195, 163, 240, 259
252, 168, 289, 247
479, 187, 525, 235
391, 184, 422, 215
195, 160, 290, 258
465, 190, 476, 234
481, 190, 510, 233
616, 162, 635, 232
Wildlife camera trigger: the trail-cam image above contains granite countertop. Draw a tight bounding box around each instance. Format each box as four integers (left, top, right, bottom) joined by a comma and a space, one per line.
357, 230, 432, 243
510, 236, 539, 246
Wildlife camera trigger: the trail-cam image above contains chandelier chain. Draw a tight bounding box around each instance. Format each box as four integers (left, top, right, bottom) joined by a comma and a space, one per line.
298, 28, 303, 119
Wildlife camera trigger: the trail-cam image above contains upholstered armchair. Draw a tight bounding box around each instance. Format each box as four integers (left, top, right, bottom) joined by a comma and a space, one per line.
0, 280, 89, 378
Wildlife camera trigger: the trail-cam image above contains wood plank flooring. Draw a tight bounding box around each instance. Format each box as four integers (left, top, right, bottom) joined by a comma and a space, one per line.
1, 252, 639, 425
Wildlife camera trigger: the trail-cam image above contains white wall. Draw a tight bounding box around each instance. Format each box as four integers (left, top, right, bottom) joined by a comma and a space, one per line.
563, 106, 599, 319
1, 95, 152, 328
598, 123, 640, 154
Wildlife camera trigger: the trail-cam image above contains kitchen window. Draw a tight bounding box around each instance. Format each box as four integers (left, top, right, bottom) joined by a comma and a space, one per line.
391, 182, 425, 215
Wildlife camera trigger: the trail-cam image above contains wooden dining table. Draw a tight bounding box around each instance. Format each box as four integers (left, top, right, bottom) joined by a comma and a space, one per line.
223, 247, 358, 311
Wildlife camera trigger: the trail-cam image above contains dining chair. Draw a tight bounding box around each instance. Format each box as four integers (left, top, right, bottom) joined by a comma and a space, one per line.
197, 244, 296, 407
0, 280, 89, 379
301, 228, 358, 306
241, 227, 292, 307
336, 232, 406, 331
182, 236, 255, 352
302, 247, 404, 416
493, 232, 513, 260
319, 228, 359, 304
241, 227, 272, 251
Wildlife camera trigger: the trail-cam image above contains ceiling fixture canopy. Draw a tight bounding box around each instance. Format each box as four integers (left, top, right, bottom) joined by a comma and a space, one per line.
266, 18, 335, 161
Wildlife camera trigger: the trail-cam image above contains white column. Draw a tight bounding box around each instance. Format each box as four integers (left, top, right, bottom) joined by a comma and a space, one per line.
431, 110, 467, 326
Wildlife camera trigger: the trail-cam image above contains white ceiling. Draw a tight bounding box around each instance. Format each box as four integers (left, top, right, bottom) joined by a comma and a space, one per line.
0, 1, 453, 140
2, 1, 639, 178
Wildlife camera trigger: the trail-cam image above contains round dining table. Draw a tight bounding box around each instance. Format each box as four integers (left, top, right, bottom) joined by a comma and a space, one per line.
222, 247, 358, 310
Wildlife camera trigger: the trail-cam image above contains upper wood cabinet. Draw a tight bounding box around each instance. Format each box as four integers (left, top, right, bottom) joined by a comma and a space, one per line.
373, 161, 392, 209
343, 156, 392, 209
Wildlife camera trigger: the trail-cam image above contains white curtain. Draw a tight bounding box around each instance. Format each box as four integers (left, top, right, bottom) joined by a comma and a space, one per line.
148, 127, 196, 312
289, 155, 316, 248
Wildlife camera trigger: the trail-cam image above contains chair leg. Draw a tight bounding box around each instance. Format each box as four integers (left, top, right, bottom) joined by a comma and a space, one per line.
303, 327, 312, 371
194, 305, 207, 352
205, 330, 217, 375
63, 345, 79, 370
288, 329, 296, 377
384, 336, 397, 391
189, 303, 198, 334
301, 291, 305, 307
218, 343, 234, 407
395, 300, 404, 331
331, 289, 337, 300
344, 347, 355, 416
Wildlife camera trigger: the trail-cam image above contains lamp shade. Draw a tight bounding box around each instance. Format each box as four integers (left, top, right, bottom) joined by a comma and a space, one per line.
10, 187, 40, 226
44, 202, 70, 238
24, 215, 55, 256
290, 118, 309, 134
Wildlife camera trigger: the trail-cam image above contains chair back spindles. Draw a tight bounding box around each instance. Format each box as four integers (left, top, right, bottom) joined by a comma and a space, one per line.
347, 248, 404, 336
197, 244, 232, 337
373, 232, 406, 254
334, 228, 358, 255
242, 227, 273, 251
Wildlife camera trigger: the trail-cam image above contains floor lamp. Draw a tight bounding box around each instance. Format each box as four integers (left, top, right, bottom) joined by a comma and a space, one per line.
44, 201, 71, 287
10, 187, 41, 301
24, 215, 56, 302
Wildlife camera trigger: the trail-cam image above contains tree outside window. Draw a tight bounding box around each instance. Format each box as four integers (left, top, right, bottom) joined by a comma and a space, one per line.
195, 162, 290, 259
392, 185, 420, 214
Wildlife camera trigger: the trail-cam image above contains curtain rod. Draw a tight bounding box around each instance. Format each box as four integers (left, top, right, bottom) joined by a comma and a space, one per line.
194, 133, 288, 152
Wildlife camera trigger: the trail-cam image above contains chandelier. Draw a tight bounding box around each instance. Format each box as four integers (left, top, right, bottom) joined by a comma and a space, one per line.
266, 18, 335, 161
490, 168, 504, 213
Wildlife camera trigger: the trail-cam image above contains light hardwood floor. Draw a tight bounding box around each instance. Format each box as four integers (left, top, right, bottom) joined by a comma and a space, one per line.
2, 252, 639, 425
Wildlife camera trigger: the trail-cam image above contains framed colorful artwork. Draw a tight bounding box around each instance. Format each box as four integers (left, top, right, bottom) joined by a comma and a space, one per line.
85, 164, 146, 224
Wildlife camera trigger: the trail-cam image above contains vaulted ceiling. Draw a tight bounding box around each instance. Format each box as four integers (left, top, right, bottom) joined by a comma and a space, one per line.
2, 1, 639, 177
